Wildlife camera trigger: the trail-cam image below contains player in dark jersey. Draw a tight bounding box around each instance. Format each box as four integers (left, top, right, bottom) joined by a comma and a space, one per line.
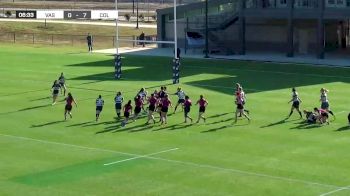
303, 109, 317, 124
160, 94, 172, 125
314, 107, 329, 125
58, 72, 66, 96
64, 92, 77, 120
133, 95, 143, 121
95, 95, 104, 121
137, 88, 148, 113
121, 100, 132, 127
146, 93, 158, 124
195, 95, 208, 123
51, 80, 61, 105
183, 95, 193, 123
348, 113, 350, 126
287, 87, 302, 119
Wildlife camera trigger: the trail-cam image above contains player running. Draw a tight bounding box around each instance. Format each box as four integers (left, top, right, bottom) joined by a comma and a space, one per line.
145, 93, 157, 124
320, 88, 335, 118
173, 87, 186, 113
287, 87, 303, 119
114, 91, 123, 119
234, 91, 250, 123
195, 95, 208, 123
58, 72, 67, 96
183, 95, 193, 123
121, 100, 132, 127
64, 93, 77, 120
137, 88, 148, 113
133, 95, 143, 121
51, 80, 61, 105
160, 94, 172, 125
95, 95, 104, 121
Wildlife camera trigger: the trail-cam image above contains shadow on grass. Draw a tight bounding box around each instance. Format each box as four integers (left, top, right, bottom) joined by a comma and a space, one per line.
290, 121, 320, 130
335, 125, 350, 131
31, 120, 65, 128
201, 125, 234, 133
0, 104, 51, 116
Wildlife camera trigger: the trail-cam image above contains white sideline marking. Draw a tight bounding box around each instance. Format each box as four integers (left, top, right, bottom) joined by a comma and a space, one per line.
335, 111, 346, 115
0, 133, 346, 190
319, 186, 350, 196
103, 148, 179, 166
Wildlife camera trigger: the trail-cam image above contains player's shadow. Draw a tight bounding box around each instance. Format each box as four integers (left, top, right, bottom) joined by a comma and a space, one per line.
290, 121, 320, 130
260, 118, 288, 128
0, 104, 51, 116
335, 126, 350, 132
66, 121, 95, 127
30, 96, 51, 101
31, 120, 65, 128
201, 125, 233, 133
206, 118, 232, 125
207, 113, 230, 118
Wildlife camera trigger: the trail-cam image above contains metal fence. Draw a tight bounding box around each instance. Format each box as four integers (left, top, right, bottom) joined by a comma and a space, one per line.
0, 32, 157, 49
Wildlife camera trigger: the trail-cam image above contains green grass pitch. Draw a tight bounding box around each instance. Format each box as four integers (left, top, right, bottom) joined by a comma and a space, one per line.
1, 44, 350, 196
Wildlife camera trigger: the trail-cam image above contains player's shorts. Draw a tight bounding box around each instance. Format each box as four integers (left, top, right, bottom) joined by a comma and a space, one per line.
161, 106, 168, 113
321, 102, 329, 110
65, 104, 72, 111
115, 103, 122, 110
321, 112, 329, 118
134, 106, 141, 114
184, 107, 190, 116
292, 101, 300, 108
59, 82, 65, 88
96, 106, 103, 112
236, 104, 244, 110
53, 90, 59, 96
178, 99, 185, 104
149, 104, 155, 112
199, 106, 206, 113
124, 112, 130, 118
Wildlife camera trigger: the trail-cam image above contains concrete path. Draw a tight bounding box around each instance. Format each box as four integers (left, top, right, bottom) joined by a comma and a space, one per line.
95, 47, 350, 67
0, 18, 157, 29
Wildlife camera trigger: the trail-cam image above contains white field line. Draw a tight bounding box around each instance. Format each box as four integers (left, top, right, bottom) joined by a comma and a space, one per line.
319, 186, 350, 196
335, 111, 346, 115
103, 148, 179, 166
0, 133, 346, 190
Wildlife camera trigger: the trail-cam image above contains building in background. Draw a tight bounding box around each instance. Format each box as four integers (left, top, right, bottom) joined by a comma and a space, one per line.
157, 0, 350, 59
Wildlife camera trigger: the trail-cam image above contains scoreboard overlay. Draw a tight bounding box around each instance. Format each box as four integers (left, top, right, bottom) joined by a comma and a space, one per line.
15, 10, 118, 20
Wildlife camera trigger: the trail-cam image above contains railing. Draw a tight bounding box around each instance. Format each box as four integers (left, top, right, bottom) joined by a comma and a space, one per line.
247, 0, 350, 8
0, 32, 157, 49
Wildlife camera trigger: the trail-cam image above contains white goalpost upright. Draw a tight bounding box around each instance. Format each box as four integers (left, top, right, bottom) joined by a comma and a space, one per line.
114, 0, 179, 83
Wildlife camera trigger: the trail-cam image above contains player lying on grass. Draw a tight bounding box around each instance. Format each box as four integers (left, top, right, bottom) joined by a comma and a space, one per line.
314, 107, 329, 125
303, 110, 317, 124
64, 93, 77, 120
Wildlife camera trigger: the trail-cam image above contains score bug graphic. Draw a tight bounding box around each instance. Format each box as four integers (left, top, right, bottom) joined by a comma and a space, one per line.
64, 11, 91, 19
15, 11, 36, 19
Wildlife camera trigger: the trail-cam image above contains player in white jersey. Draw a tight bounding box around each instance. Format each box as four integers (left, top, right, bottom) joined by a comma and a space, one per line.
51, 80, 61, 105
137, 88, 148, 113
95, 95, 104, 121
173, 87, 186, 113
114, 91, 123, 119
287, 87, 302, 119
58, 72, 67, 96
320, 88, 335, 117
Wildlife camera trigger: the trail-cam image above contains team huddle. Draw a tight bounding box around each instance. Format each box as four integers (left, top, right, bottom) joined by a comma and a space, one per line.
51, 73, 350, 126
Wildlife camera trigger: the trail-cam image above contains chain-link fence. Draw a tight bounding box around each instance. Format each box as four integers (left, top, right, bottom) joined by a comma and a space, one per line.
0, 32, 157, 49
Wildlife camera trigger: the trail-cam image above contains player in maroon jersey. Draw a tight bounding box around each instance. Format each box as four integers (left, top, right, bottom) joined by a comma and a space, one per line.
160, 94, 172, 125
146, 93, 158, 124
195, 95, 208, 123
64, 92, 77, 120
183, 95, 193, 123
121, 100, 133, 127
314, 107, 329, 125
133, 95, 143, 121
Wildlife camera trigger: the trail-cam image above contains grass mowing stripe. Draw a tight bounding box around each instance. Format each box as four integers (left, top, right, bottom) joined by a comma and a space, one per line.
103, 148, 179, 166
0, 133, 344, 190
319, 186, 350, 196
